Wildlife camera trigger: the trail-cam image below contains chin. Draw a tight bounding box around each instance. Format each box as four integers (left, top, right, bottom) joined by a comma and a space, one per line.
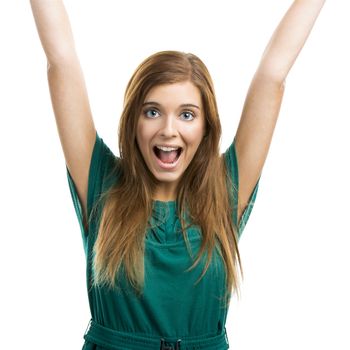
152, 171, 181, 184
155, 175, 181, 183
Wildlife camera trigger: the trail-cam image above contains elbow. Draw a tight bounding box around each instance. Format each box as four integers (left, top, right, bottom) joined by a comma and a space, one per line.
255, 59, 289, 86
253, 69, 287, 89
46, 46, 79, 69
46, 52, 80, 71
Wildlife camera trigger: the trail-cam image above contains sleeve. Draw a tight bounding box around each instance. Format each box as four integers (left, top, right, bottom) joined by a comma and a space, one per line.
66, 131, 120, 251
223, 136, 261, 240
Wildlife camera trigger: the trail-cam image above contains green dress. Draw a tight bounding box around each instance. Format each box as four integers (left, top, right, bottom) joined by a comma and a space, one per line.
66, 131, 260, 350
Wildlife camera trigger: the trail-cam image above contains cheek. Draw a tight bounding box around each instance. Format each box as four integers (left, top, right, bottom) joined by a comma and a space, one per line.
137, 120, 153, 141
136, 122, 146, 147
135, 130, 142, 151
136, 124, 154, 159
183, 125, 205, 147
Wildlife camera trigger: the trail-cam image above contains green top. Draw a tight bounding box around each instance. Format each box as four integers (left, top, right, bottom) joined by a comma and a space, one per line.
66, 131, 260, 347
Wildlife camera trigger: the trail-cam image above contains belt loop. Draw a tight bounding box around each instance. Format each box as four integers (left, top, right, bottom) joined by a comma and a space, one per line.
160, 338, 182, 350
160, 338, 169, 350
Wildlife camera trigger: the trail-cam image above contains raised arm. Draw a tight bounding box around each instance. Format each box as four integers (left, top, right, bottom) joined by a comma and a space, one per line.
234, 0, 326, 225
30, 0, 77, 64
30, 0, 96, 231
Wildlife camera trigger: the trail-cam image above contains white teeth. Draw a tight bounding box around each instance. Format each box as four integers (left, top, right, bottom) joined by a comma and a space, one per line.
156, 146, 180, 152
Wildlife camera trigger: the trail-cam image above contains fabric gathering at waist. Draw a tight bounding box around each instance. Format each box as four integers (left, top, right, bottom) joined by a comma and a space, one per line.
84, 319, 230, 350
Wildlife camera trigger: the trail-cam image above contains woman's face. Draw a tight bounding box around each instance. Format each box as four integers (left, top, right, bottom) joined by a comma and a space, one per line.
136, 81, 206, 200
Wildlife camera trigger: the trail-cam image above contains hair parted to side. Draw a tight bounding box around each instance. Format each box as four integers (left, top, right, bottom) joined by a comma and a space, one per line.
89, 50, 242, 307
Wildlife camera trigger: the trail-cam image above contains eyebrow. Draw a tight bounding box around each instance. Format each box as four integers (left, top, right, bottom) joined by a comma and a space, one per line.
142, 101, 201, 110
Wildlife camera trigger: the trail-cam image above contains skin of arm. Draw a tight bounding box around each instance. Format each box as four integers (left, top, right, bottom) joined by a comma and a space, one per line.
234, 0, 326, 225
30, 0, 78, 65
30, 0, 96, 231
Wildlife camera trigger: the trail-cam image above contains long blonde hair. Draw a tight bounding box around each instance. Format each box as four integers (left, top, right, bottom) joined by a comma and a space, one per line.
90, 50, 242, 306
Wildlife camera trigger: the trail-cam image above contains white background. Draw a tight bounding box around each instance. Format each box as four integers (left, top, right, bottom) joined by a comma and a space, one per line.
1, 1, 349, 349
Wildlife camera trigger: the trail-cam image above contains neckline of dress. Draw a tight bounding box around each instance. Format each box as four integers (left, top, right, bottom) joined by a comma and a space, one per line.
153, 200, 176, 208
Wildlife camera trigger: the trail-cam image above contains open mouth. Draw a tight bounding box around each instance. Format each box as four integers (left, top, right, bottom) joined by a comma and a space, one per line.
153, 146, 183, 164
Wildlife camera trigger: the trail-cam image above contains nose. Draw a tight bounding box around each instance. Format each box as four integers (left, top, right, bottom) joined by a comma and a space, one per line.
159, 115, 178, 138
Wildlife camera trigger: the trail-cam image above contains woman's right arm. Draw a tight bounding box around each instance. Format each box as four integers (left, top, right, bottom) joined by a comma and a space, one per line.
30, 0, 96, 230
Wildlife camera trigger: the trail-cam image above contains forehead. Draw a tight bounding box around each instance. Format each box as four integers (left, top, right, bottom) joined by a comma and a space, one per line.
144, 81, 202, 108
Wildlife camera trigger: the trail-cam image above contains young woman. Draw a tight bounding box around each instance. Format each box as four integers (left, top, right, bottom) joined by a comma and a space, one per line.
30, 1, 326, 349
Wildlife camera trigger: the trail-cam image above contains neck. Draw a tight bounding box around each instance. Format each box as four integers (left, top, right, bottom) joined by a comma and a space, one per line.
153, 183, 177, 201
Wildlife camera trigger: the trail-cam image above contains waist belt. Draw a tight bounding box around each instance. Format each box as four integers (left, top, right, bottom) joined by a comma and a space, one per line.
84, 319, 230, 350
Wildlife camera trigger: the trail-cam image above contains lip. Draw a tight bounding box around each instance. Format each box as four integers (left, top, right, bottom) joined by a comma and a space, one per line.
152, 147, 183, 170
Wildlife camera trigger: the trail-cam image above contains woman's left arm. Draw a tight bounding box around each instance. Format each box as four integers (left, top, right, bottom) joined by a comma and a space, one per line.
235, 0, 326, 225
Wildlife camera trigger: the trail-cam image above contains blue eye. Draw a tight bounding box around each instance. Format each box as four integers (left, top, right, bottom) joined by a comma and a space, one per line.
144, 109, 160, 118
181, 111, 195, 121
